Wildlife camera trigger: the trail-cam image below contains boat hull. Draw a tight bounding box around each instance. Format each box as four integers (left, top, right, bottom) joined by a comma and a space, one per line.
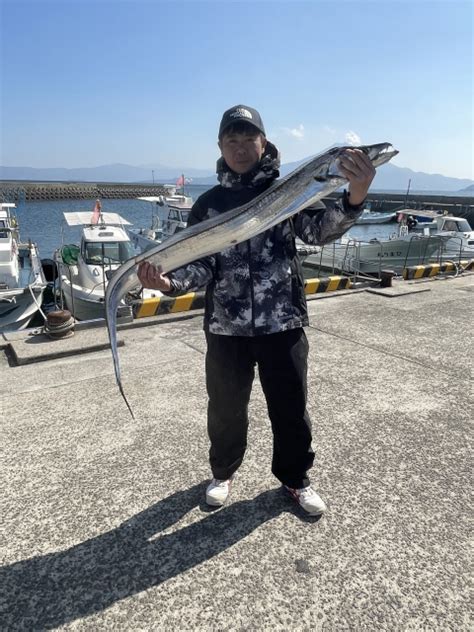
0, 243, 47, 332
305, 235, 448, 274
355, 211, 396, 225
0, 286, 45, 332
57, 264, 159, 321
59, 278, 108, 321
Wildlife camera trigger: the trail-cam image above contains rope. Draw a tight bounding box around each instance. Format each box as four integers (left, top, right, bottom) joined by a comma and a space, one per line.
43, 314, 75, 339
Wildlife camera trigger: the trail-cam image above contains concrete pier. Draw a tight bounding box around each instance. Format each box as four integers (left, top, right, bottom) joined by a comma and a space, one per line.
0, 274, 472, 630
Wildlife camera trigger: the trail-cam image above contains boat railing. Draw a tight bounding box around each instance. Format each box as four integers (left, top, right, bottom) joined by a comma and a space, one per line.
435, 235, 465, 263
305, 239, 372, 281
305, 234, 452, 279
401, 234, 445, 269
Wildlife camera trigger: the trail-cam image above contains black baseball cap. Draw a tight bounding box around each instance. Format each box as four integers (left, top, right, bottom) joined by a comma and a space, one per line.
218, 104, 266, 138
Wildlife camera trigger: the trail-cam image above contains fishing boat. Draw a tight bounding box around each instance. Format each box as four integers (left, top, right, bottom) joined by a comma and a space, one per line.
54, 203, 161, 321
0, 203, 47, 332
128, 196, 192, 252
128, 173, 194, 251
355, 209, 397, 224
304, 215, 452, 275
397, 210, 474, 261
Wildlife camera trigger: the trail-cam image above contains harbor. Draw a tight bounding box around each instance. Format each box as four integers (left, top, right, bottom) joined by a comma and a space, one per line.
2, 0, 472, 627
1, 180, 473, 220
1, 190, 474, 334
1, 271, 472, 629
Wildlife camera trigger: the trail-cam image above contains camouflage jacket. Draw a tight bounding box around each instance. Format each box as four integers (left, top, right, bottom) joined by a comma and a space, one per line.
166, 182, 363, 337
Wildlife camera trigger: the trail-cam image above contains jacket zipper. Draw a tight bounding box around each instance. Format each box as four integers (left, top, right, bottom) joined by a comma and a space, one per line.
247, 240, 256, 333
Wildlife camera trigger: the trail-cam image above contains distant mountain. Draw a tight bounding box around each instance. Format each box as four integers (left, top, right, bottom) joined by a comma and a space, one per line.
279, 157, 473, 192
1, 160, 472, 192
190, 160, 474, 192
0, 163, 212, 183
370, 163, 473, 193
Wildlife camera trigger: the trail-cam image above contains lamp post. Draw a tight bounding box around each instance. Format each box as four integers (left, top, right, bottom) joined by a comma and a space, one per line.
152, 170, 155, 185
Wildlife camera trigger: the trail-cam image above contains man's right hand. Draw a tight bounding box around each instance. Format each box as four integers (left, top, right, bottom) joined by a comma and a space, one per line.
137, 261, 172, 292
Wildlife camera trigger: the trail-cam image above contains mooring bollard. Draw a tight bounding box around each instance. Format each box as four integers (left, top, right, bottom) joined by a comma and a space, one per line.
380, 269, 396, 288
44, 310, 75, 339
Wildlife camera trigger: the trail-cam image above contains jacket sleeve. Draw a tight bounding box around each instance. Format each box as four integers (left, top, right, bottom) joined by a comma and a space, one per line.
293, 190, 365, 245
164, 200, 216, 295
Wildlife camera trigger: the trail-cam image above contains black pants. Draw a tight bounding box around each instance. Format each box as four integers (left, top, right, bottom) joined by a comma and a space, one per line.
205, 328, 314, 488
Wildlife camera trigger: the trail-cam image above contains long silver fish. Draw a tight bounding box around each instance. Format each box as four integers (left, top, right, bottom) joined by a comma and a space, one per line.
106, 142, 398, 417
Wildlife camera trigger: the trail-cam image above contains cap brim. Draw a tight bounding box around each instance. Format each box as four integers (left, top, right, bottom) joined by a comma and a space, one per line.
219, 120, 265, 137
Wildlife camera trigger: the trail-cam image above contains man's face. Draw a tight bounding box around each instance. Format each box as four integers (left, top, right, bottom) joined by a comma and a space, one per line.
219, 130, 267, 174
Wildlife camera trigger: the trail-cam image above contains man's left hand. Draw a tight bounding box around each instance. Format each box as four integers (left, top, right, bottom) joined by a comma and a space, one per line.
338, 148, 376, 206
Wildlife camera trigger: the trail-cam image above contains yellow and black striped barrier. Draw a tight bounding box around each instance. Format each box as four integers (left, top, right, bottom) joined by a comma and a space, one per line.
133, 292, 206, 318
304, 275, 352, 294
132, 276, 352, 319
403, 259, 474, 280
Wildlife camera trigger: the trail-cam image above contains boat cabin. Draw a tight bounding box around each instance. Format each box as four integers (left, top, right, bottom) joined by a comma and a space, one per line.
133, 196, 193, 248
81, 225, 135, 266
0, 204, 19, 288
396, 209, 472, 237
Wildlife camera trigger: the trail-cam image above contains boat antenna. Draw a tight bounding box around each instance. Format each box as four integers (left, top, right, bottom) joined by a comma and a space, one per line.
91, 199, 103, 226
404, 179, 411, 208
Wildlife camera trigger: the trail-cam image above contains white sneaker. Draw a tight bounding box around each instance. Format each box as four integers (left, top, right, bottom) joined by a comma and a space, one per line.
206, 478, 233, 507
285, 485, 327, 516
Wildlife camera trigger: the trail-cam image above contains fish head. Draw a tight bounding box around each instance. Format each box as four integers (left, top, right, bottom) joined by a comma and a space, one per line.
358, 142, 399, 167
311, 143, 398, 182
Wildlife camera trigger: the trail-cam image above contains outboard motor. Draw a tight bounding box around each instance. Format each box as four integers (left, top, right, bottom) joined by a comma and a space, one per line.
41, 258, 58, 282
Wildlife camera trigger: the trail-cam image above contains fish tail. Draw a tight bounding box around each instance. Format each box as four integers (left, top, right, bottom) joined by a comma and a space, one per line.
119, 380, 136, 419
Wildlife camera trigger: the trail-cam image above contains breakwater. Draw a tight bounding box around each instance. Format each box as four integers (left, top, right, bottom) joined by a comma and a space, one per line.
0, 181, 169, 202
1, 180, 473, 225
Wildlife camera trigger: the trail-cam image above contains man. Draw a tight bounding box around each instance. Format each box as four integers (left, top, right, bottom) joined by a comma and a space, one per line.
138, 105, 375, 516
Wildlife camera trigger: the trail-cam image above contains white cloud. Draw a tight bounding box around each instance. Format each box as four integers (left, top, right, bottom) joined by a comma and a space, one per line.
279, 124, 305, 140
345, 131, 361, 146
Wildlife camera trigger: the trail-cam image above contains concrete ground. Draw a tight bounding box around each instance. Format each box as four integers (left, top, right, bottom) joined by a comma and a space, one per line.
0, 274, 472, 631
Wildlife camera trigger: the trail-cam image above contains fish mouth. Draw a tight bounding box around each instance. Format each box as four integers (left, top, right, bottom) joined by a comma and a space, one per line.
312, 143, 398, 182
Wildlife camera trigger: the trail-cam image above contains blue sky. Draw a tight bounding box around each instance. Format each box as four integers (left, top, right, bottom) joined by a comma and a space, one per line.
1, 0, 472, 178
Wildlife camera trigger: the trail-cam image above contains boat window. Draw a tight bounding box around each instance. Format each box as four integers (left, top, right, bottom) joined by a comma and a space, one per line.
84, 241, 135, 264
0, 220, 7, 238
443, 220, 458, 231
169, 210, 180, 221
455, 219, 471, 232
180, 210, 190, 224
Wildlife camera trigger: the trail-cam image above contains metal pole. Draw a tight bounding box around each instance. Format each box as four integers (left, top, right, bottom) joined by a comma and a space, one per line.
404, 179, 411, 208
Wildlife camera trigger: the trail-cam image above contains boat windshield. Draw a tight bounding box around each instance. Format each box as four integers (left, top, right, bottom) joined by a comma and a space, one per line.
0, 220, 8, 238
180, 210, 190, 223
84, 240, 135, 265
454, 219, 471, 232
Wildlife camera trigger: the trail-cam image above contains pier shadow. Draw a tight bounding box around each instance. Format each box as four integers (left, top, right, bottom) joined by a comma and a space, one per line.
0, 483, 305, 629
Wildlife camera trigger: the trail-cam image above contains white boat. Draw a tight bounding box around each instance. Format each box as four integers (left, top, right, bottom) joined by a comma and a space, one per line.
355, 209, 397, 224
128, 195, 193, 252
304, 219, 452, 275
54, 206, 161, 321
0, 203, 47, 332
397, 210, 474, 261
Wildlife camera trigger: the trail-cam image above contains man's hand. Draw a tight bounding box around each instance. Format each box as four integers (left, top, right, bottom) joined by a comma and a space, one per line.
137, 261, 172, 292
338, 148, 376, 206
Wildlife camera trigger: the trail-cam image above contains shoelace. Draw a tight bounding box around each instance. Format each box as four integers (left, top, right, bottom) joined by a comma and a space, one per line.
213, 479, 229, 488
298, 486, 315, 499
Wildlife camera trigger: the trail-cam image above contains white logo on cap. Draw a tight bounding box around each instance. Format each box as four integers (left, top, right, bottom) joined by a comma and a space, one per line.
230, 108, 253, 120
